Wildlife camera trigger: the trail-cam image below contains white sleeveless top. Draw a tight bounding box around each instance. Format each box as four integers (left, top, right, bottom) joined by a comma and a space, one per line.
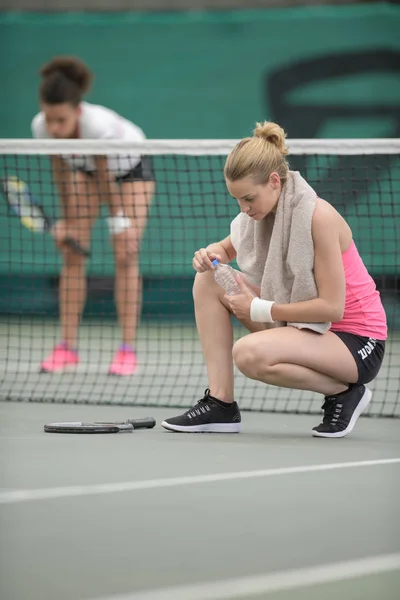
31, 101, 146, 176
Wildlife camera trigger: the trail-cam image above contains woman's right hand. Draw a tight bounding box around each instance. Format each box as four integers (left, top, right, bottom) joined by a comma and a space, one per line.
192, 247, 223, 273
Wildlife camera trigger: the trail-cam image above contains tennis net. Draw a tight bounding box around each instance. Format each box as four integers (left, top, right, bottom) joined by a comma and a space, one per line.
0, 138, 399, 417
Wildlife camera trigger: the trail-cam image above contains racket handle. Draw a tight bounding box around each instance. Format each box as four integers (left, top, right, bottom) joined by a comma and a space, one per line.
65, 237, 91, 257
129, 418, 156, 430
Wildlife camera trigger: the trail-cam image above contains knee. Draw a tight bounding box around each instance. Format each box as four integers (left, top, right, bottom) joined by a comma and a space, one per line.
192, 269, 217, 301
114, 233, 139, 269
233, 338, 262, 378
114, 250, 134, 269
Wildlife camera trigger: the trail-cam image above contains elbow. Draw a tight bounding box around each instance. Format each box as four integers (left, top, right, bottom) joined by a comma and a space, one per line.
330, 304, 344, 322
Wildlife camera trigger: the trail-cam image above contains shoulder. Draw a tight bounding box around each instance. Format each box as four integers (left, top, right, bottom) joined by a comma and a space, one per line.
31, 112, 48, 138
230, 212, 252, 236
230, 213, 242, 250
230, 213, 243, 230
313, 197, 340, 222
312, 198, 352, 252
79, 102, 145, 140
79, 102, 115, 138
312, 198, 340, 237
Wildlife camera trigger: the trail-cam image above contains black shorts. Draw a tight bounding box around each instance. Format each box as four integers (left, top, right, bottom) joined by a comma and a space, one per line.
116, 157, 155, 183
332, 331, 386, 385
76, 156, 155, 183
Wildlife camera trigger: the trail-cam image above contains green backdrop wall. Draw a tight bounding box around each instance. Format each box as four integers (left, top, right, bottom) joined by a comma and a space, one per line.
0, 5, 399, 140
0, 5, 399, 322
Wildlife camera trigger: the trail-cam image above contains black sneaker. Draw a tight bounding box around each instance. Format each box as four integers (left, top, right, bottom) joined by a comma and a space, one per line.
312, 384, 372, 438
161, 389, 241, 433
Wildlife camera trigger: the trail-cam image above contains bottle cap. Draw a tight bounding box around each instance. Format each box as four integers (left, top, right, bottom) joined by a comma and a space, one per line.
211, 259, 219, 266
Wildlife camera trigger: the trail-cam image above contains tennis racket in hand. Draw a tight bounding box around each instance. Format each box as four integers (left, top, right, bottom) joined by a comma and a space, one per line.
44, 417, 156, 434
1, 176, 91, 257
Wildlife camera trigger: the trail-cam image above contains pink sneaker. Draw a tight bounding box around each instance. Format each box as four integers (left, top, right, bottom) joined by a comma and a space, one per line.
40, 343, 79, 373
108, 347, 137, 376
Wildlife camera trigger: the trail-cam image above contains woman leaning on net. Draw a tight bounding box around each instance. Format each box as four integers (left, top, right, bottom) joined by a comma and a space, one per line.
162, 121, 387, 438
31, 56, 155, 376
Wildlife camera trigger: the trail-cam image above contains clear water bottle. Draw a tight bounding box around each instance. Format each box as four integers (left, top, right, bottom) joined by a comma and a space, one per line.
212, 259, 241, 296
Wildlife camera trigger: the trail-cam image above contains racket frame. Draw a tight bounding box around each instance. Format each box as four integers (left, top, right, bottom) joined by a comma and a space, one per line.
43, 418, 156, 434
1, 177, 91, 257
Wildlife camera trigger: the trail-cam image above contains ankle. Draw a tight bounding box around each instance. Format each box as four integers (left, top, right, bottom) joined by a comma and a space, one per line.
325, 384, 350, 398
208, 391, 234, 405
60, 340, 78, 353
120, 343, 135, 352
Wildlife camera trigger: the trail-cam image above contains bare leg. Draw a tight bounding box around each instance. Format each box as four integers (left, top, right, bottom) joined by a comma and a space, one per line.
193, 270, 264, 402
59, 257, 87, 348
114, 256, 142, 345
59, 171, 99, 347
233, 327, 359, 396
113, 180, 154, 345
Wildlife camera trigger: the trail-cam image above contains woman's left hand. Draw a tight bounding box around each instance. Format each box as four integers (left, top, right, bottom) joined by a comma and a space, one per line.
225, 275, 256, 321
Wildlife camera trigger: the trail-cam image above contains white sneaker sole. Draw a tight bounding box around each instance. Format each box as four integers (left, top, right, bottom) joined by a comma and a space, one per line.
312, 387, 372, 438
161, 421, 241, 433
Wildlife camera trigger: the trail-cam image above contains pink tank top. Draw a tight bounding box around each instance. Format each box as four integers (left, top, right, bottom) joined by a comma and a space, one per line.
330, 241, 387, 340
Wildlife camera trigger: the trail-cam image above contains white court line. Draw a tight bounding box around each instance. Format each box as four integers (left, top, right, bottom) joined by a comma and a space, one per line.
92, 553, 400, 600
1, 457, 399, 505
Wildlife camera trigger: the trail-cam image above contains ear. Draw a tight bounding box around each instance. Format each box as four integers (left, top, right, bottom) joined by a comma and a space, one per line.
269, 172, 281, 189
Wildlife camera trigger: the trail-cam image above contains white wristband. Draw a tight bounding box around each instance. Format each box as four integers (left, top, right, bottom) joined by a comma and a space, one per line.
250, 297, 275, 323
107, 210, 132, 236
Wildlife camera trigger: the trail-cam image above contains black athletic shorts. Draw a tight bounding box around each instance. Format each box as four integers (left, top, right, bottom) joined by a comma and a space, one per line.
332, 331, 386, 385
76, 156, 155, 182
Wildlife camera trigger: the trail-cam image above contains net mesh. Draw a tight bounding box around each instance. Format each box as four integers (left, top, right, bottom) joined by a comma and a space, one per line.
0, 139, 399, 417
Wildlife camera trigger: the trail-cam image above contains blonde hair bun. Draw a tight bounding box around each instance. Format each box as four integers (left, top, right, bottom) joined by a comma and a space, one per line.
253, 121, 289, 156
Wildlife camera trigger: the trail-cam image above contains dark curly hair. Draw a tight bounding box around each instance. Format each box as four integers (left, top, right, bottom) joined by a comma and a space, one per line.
39, 56, 93, 106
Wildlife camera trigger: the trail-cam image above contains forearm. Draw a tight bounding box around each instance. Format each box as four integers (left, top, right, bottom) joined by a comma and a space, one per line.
97, 177, 122, 213
56, 185, 69, 218
52, 160, 69, 217
271, 298, 343, 323
93, 156, 123, 213
251, 297, 343, 324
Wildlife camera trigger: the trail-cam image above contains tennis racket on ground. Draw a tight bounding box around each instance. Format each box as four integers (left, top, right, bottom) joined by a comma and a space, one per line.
1, 176, 91, 257
44, 417, 156, 434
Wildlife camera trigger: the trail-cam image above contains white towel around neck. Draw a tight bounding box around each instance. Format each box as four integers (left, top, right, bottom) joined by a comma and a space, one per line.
231, 170, 331, 334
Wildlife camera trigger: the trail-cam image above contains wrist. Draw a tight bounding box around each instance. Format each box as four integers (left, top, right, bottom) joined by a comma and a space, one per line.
107, 210, 132, 236
250, 297, 275, 323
